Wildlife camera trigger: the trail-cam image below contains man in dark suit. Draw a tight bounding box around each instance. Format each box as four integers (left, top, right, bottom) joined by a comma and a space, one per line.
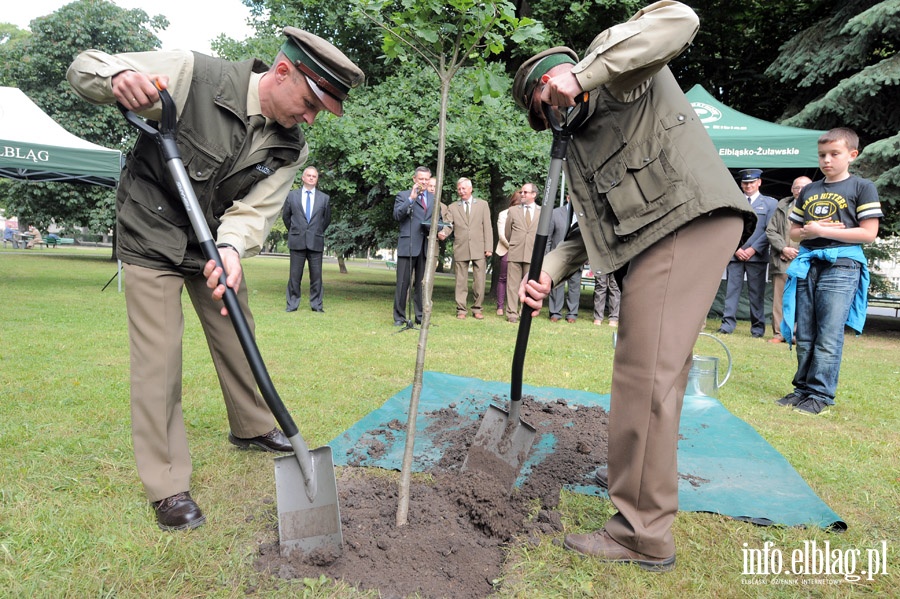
718, 168, 778, 337
546, 196, 582, 323
393, 166, 438, 326
283, 166, 331, 312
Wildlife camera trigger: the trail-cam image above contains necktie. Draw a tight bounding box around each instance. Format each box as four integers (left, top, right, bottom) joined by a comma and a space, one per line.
525, 205, 532, 226
465, 201, 470, 217
420, 192, 427, 210
242, 114, 267, 158
305, 190, 312, 222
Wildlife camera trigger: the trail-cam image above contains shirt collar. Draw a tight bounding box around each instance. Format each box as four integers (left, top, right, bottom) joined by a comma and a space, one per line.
248, 72, 265, 120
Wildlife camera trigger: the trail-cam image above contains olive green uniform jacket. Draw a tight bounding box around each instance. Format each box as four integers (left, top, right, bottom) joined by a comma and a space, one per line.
541, 2, 755, 285
68, 50, 307, 274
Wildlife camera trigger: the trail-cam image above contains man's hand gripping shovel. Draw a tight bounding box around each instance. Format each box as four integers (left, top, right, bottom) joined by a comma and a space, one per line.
462, 95, 590, 491
119, 84, 342, 558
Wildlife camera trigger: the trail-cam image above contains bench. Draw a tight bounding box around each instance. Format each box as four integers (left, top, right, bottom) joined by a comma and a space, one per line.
385, 260, 397, 270
46, 237, 76, 248
868, 295, 900, 318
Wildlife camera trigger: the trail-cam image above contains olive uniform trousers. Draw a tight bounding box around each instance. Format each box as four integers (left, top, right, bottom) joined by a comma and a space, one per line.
124, 263, 276, 502
604, 214, 743, 558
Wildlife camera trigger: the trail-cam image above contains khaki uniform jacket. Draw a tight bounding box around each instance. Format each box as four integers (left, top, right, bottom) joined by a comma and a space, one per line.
68, 50, 308, 273
447, 198, 493, 261
766, 196, 800, 276
505, 203, 541, 262
541, 1, 755, 284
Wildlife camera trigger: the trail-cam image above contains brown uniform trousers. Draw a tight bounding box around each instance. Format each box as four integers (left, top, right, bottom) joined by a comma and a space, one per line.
124, 263, 276, 502
604, 213, 743, 558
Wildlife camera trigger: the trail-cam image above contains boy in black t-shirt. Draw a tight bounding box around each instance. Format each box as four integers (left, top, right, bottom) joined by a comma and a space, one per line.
777, 128, 883, 415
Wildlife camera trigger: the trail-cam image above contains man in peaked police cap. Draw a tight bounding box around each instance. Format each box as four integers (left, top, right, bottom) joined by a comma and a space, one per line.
512, 1, 755, 572
67, 29, 363, 531
717, 168, 778, 337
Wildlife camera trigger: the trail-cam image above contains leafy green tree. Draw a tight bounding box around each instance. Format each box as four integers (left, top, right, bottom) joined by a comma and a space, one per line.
0, 22, 30, 47
350, 0, 542, 526
0, 0, 165, 243
766, 0, 899, 235
307, 64, 548, 271
213, 0, 392, 83
210, 2, 550, 267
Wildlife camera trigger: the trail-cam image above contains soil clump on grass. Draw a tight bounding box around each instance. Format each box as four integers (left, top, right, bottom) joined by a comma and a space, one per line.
254, 398, 609, 598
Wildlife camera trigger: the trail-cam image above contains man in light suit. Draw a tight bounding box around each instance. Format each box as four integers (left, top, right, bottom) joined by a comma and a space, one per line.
546, 196, 582, 323
717, 168, 778, 337
504, 182, 540, 323
283, 166, 331, 312
446, 177, 493, 319
393, 166, 447, 326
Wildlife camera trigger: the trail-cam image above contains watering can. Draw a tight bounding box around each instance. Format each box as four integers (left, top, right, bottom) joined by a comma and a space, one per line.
685, 332, 732, 398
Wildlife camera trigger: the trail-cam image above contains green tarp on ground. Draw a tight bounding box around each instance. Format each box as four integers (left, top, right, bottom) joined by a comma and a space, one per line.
330, 371, 845, 530
0, 87, 121, 188
686, 85, 825, 168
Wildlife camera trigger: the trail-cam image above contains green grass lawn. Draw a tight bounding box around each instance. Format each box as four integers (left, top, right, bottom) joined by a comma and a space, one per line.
1, 247, 898, 598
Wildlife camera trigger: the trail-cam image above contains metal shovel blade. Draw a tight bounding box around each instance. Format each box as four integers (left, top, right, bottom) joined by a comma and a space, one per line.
274, 446, 343, 558
462, 404, 537, 490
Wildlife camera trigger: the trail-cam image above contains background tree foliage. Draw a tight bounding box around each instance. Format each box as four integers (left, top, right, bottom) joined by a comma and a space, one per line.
214, 0, 550, 261
0, 0, 165, 236
766, 0, 899, 234
2, 0, 896, 252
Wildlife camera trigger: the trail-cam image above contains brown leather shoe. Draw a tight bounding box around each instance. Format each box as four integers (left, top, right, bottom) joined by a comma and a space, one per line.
550, 315, 561, 322
768, 335, 784, 343
564, 529, 675, 572
229, 428, 292, 453
566, 316, 576, 323
593, 466, 608, 490
457, 313, 467, 319
473, 312, 484, 320
152, 491, 206, 531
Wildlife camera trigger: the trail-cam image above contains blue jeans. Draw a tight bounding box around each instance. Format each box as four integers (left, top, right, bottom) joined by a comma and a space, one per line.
792, 259, 860, 404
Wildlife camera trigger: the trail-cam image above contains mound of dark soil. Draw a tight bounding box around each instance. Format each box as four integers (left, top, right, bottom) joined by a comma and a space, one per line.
255, 398, 609, 598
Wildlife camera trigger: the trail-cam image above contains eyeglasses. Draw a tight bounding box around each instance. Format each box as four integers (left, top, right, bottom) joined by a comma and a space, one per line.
521, 190, 536, 194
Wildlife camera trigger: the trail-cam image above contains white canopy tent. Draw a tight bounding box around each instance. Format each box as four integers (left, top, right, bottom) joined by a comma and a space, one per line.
0, 86, 121, 187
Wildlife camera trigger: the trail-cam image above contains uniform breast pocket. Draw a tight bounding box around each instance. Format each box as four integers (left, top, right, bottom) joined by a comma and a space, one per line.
178, 129, 226, 185
594, 137, 683, 237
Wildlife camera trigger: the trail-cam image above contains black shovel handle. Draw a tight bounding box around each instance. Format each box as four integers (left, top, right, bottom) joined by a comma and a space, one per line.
118, 89, 300, 440
509, 96, 590, 419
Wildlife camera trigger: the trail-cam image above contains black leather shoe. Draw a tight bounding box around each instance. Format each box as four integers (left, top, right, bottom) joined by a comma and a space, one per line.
593, 466, 608, 490
228, 428, 292, 453
716, 327, 731, 335
152, 491, 205, 531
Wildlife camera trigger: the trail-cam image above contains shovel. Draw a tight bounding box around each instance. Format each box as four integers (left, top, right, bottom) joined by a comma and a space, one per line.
119, 87, 341, 558
463, 97, 590, 490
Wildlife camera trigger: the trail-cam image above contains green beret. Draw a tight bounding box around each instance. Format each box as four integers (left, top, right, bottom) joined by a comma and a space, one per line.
281, 27, 365, 116
512, 47, 578, 112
